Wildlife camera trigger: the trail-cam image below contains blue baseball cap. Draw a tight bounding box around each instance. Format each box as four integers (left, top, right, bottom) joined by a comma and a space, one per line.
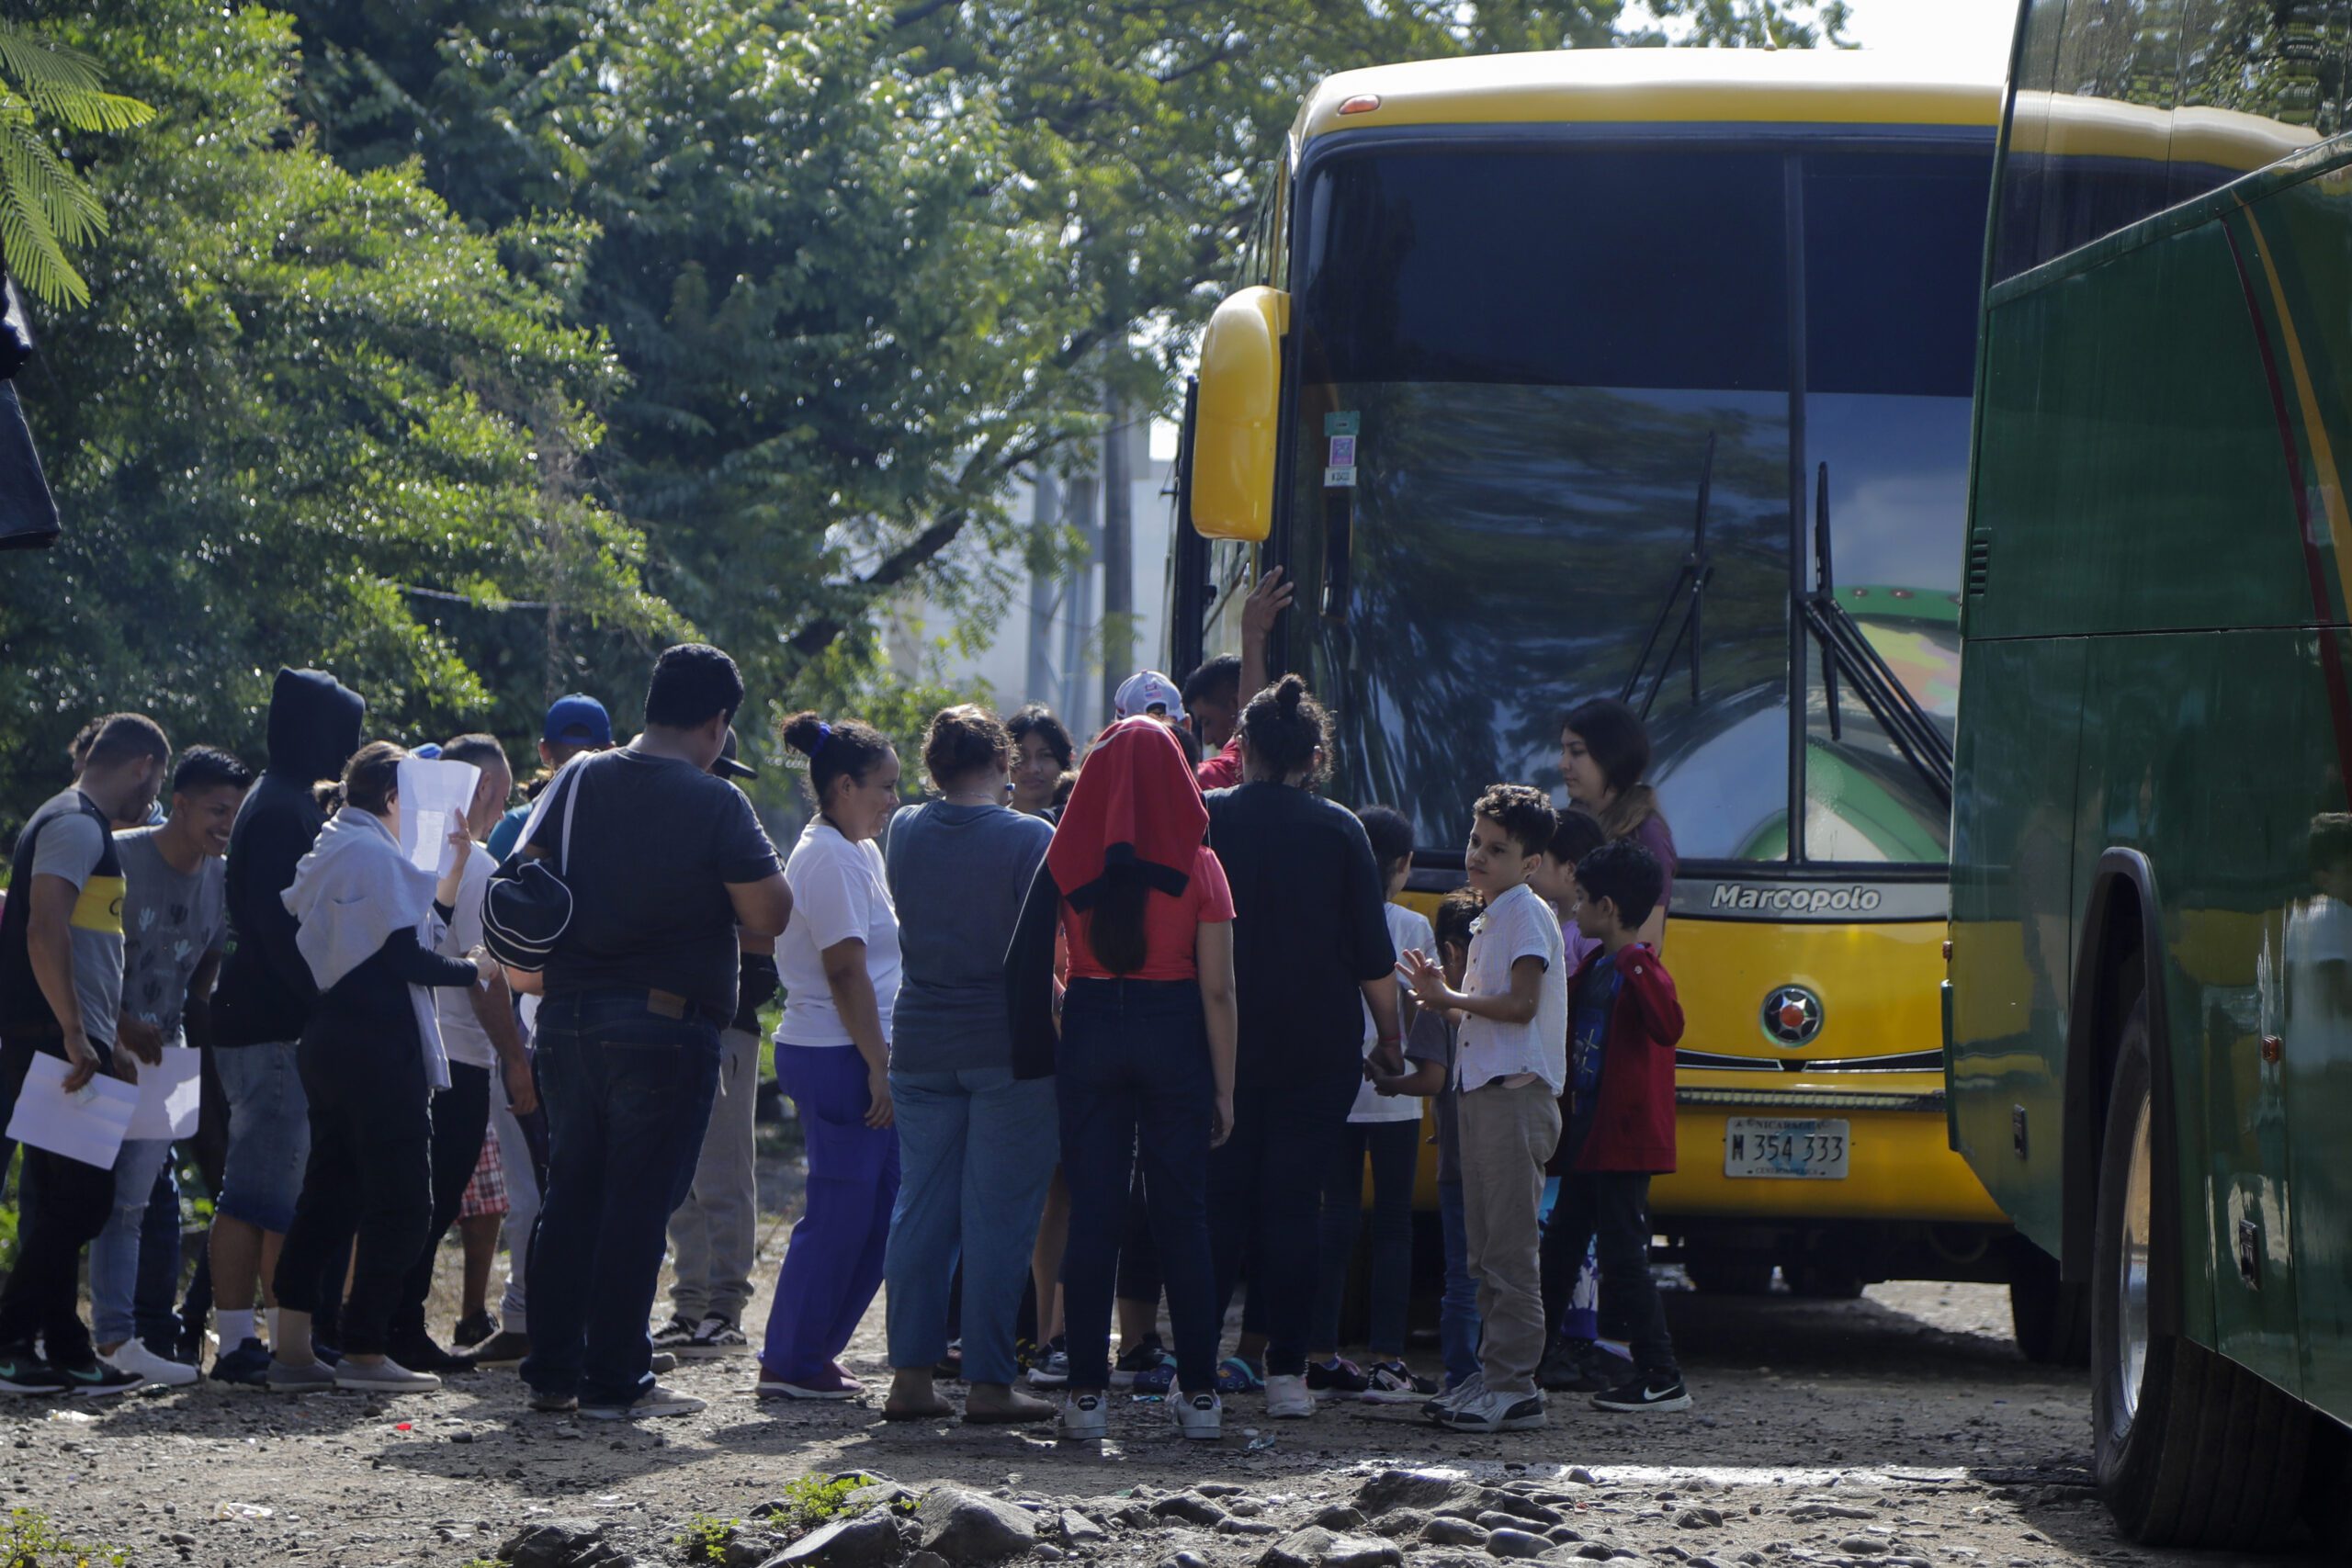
542, 694, 613, 748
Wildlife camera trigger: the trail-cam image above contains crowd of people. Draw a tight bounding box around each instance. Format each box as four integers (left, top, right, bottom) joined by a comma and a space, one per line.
0, 568, 1695, 1434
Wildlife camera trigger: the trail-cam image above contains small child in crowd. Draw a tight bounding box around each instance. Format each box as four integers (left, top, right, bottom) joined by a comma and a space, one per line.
1397, 784, 1565, 1432
1548, 837, 1690, 1413
1368, 886, 1483, 1393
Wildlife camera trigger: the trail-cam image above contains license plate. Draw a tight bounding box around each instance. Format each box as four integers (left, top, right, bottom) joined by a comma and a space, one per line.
1724, 1117, 1850, 1179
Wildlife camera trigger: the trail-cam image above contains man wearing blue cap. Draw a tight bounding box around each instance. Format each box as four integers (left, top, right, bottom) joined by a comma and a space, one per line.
486, 695, 613, 864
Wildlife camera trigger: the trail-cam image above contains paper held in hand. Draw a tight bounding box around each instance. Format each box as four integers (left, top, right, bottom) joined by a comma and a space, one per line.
127, 1046, 203, 1141
395, 758, 481, 879
4, 1053, 135, 1169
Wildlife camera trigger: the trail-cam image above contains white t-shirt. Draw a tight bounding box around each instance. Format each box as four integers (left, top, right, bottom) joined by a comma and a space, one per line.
1457, 882, 1567, 1094
435, 847, 497, 1071
1351, 902, 1436, 1123
777, 821, 902, 1050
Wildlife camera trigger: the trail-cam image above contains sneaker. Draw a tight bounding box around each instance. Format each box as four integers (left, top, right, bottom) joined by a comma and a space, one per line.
1131, 1360, 1178, 1396
1305, 1357, 1368, 1398
1361, 1360, 1436, 1404
0, 1348, 67, 1397
334, 1358, 441, 1393
1435, 1387, 1547, 1432
582, 1382, 705, 1420
1171, 1390, 1222, 1440
1214, 1356, 1263, 1394
209, 1337, 273, 1389
683, 1315, 749, 1359
757, 1362, 859, 1400
312, 1341, 344, 1367
1057, 1391, 1107, 1439
101, 1339, 198, 1390
1538, 1337, 1604, 1393
528, 1389, 579, 1414
1014, 1337, 1045, 1373
650, 1350, 679, 1375
825, 1359, 863, 1392
934, 1338, 964, 1381
469, 1329, 531, 1369
1591, 1371, 1692, 1414
1026, 1339, 1070, 1388
1263, 1373, 1315, 1419
650, 1315, 697, 1352
264, 1359, 338, 1393
386, 1336, 475, 1375
54, 1360, 141, 1398
1423, 1371, 1485, 1420
1111, 1335, 1168, 1390
452, 1311, 499, 1349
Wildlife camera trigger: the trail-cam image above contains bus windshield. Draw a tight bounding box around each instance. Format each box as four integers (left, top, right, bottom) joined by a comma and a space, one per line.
1284, 141, 1984, 865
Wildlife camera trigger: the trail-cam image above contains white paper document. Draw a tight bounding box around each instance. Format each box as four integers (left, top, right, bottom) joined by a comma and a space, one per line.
126, 1046, 203, 1140
395, 758, 481, 878
5, 1053, 136, 1168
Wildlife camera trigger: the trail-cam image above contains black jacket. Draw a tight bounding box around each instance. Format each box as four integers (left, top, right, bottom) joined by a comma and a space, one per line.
210, 669, 365, 1048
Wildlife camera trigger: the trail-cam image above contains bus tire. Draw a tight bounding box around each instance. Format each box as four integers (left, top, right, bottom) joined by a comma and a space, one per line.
2008, 1240, 2089, 1367
1685, 1257, 1774, 1297
1786, 1262, 1866, 1300
2090, 996, 2309, 1546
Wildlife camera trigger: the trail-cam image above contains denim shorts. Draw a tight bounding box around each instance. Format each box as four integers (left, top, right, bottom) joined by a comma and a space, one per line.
214, 1041, 311, 1234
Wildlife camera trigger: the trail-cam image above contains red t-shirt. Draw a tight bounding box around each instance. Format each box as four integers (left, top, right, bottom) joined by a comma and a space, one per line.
1195, 737, 1243, 792
1062, 844, 1234, 981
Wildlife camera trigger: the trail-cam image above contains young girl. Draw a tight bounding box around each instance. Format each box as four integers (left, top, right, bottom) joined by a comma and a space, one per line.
1006, 717, 1237, 1441
1558, 699, 1679, 943
1306, 805, 1435, 1403
270, 742, 487, 1392
763, 713, 903, 1401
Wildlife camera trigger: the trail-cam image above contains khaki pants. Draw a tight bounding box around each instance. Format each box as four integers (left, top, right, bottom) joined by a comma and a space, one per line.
1455, 1077, 1563, 1399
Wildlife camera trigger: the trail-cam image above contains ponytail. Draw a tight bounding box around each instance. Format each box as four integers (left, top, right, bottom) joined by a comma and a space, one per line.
318, 740, 405, 818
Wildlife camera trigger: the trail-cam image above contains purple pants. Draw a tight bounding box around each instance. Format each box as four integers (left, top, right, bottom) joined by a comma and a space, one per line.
763, 1043, 899, 1380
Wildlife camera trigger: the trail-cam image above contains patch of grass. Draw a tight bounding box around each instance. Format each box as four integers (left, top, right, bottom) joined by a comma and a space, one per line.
770, 1473, 864, 1531
0, 1506, 127, 1567
676, 1514, 740, 1565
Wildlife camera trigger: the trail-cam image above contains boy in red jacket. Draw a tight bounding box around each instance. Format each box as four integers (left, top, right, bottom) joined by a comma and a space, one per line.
1555, 837, 1690, 1413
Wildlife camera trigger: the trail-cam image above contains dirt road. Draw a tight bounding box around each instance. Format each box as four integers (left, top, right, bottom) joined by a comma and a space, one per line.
10, 1273, 2313, 1568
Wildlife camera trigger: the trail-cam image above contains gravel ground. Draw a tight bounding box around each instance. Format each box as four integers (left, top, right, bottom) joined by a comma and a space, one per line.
3, 1134, 2324, 1568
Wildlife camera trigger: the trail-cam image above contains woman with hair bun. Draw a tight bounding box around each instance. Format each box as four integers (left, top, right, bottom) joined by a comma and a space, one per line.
876, 705, 1057, 1424
761, 712, 903, 1401
1202, 676, 1405, 1420
1557, 698, 1678, 943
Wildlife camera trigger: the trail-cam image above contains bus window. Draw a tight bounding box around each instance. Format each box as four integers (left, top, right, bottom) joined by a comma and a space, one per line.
1285, 144, 1792, 857
1796, 151, 1984, 863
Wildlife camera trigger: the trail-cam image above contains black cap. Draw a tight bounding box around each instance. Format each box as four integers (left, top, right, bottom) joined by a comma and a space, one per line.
713, 726, 758, 782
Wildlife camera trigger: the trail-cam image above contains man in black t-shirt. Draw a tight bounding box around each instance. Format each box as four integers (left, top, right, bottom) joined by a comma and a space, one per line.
514, 644, 791, 1421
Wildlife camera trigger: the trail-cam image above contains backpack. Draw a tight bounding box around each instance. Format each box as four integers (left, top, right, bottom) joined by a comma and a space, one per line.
481, 758, 586, 972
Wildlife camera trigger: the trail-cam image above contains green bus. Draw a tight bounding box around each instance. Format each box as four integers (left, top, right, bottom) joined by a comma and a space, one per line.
1945, 0, 2352, 1547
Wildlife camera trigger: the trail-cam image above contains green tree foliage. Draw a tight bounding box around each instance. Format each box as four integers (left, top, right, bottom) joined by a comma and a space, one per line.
0, 0, 673, 825
0, 21, 151, 307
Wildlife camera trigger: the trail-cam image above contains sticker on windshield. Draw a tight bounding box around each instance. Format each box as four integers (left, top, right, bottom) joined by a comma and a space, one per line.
1325, 412, 1361, 437
1329, 435, 1356, 468
1324, 464, 1357, 489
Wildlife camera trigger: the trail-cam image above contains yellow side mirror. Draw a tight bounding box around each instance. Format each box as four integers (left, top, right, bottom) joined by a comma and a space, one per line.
1189, 286, 1289, 542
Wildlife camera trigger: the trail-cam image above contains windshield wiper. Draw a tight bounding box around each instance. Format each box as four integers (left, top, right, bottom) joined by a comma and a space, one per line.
1621, 432, 1717, 719
1798, 460, 1954, 807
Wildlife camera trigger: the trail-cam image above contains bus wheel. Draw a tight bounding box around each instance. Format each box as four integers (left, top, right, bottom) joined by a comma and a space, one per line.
2091, 996, 2309, 1546
1785, 1260, 1866, 1300
2007, 1240, 2089, 1366
1685, 1258, 1774, 1296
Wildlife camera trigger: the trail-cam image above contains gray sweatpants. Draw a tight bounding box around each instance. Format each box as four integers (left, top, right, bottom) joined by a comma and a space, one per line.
491, 1086, 541, 1334
668, 1025, 763, 1325
1456, 1077, 1563, 1400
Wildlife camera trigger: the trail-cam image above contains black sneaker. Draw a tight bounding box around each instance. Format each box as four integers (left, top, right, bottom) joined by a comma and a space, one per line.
386, 1336, 476, 1375
650, 1315, 697, 1352
1539, 1337, 1615, 1393
209, 1337, 272, 1388
453, 1311, 499, 1349
0, 1348, 67, 1396
57, 1359, 143, 1398
1110, 1335, 1167, 1390
934, 1338, 964, 1381
1304, 1357, 1370, 1397
1591, 1371, 1692, 1413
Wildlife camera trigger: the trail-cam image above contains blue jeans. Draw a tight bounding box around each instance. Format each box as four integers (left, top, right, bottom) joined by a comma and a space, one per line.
1438, 1178, 1480, 1390
765, 1044, 899, 1382
883, 1067, 1057, 1385
1057, 978, 1219, 1395
214, 1042, 310, 1235
90, 1139, 176, 1347
520, 989, 720, 1407
1311, 1118, 1419, 1358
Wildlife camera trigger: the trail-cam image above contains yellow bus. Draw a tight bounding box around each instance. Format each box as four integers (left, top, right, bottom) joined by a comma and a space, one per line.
1165, 49, 2057, 1347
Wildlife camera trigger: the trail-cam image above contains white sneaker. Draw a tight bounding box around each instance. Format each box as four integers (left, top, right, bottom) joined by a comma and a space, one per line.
682, 1315, 748, 1359
1057, 1391, 1107, 1439
101, 1340, 198, 1389
1172, 1391, 1222, 1440
1263, 1373, 1314, 1419
1435, 1387, 1547, 1433
1425, 1371, 1484, 1417
582, 1382, 705, 1419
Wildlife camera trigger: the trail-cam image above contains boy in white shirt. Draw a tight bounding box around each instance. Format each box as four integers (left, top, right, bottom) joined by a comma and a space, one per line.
1397, 784, 1564, 1433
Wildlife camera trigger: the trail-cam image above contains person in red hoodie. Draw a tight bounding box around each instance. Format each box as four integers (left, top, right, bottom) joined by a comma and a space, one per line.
1553, 836, 1691, 1414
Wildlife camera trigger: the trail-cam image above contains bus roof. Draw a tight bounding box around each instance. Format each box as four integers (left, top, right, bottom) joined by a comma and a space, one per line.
1294, 49, 2003, 147
2008, 90, 2320, 174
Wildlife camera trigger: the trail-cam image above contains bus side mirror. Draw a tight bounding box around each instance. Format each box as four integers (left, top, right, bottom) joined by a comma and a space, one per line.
1189, 286, 1288, 542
